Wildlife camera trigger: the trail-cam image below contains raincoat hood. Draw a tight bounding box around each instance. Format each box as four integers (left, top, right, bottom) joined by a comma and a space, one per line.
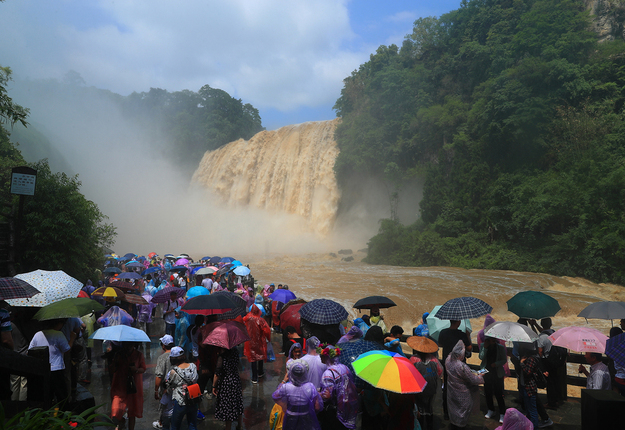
288, 342, 302, 360
248, 304, 262, 318
307, 336, 321, 352
344, 325, 363, 341
496, 408, 533, 430
254, 294, 264, 305
483, 314, 496, 329
450, 339, 466, 361
287, 359, 309, 386
422, 312, 429, 323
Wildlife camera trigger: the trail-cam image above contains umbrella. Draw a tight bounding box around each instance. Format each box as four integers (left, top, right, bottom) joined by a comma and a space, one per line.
169, 266, 188, 273
233, 266, 251, 277
406, 336, 439, 353
136, 256, 146, 262
103, 267, 122, 275
175, 258, 189, 266
337, 339, 383, 372
484, 321, 540, 343
92, 286, 126, 299
202, 320, 250, 349
186, 286, 211, 299
33, 297, 104, 320
578, 301, 625, 321
279, 301, 307, 334
152, 286, 186, 303
0, 277, 40, 301
209, 256, 221, 265
164, 254, 175, 259
213, 291, 248, 320
123, 293, 149, 305
142, 267, 162, 276
549, 326, 608, 353
123, 253, 137, 259
269, 289, 296, 303
352, 350, 428, 394
299, 299, 348, 325
117, 272, 142, 280
148, 252, 157, 259
108, 280, 137, 292
90, 325, 150, 342
507, 291, 561, 320
434, 297, 492, 320
353, 296, 397, 310
195, 267, 216, 276
606, 332, 625, 367
182, 293, 237, 315
200, 256, 211, 261
426, 305, 472, 342
220, 257, 235, 264
78, 290, 89, 298
216, 264, 234, 276
231, 260, 243, 267
5, 270, 83, 307
125, 261, 144, 268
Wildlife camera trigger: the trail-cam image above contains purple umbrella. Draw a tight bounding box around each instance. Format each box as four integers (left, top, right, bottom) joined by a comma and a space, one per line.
270, 289, 296, 303
175, 258, 189, 266
152, 286, 185, 303
606, 332, 625, 367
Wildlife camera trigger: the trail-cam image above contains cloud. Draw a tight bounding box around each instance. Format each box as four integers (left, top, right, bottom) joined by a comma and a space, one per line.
0, 0, 371, 114
386, 10, 417, 23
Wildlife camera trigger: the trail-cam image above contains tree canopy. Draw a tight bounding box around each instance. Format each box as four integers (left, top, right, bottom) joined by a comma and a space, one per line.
334, 0, 625, 284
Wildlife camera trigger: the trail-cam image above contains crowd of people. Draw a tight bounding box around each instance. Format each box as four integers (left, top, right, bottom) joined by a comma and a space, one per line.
1, 252, 623, 430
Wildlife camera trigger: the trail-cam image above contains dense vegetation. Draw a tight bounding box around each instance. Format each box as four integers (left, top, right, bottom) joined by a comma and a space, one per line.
334, 0, 625, 284
0, 68, 116, 281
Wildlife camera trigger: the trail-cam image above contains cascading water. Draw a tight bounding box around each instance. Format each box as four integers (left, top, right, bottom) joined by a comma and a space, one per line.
192, 119, 341, 236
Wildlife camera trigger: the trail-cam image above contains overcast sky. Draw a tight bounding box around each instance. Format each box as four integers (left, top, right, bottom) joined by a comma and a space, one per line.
1, 0, 461, 130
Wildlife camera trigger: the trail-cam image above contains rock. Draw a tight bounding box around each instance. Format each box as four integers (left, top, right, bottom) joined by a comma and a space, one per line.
341, 256, 354, 262
358, 248, 368, 253
338, 249, 353, 255
329, 253, 337, 258
584, 0, 625, 43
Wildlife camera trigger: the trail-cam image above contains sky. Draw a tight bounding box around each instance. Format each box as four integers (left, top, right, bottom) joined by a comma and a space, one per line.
0, 0, 462, 130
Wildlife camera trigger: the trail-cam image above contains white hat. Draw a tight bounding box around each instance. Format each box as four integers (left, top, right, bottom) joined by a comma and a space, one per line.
170, 346, 185, 358
160, 334, 174, 345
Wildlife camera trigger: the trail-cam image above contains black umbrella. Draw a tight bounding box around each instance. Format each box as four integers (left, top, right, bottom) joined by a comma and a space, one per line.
434, 297, 492, 320
353, 296, 397, 310
181, 293, 237, 316
169, 265, 188, 273
578, 301, 625, 321
103, 267, 122, 275
212, 291, 248, 320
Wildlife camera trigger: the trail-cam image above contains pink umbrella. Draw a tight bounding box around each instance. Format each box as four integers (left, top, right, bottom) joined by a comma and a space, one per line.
175, 258, 190, 266
549, 326, 608, 353
202, 320, 250, 349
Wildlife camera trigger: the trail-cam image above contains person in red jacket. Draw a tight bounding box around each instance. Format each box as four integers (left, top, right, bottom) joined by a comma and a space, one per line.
243, 305, 271, 383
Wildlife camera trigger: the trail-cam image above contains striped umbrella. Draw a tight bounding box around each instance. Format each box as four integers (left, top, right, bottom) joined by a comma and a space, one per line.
606, 332, 625, 367
352, 350, 427, 393
0, 277, 40, 301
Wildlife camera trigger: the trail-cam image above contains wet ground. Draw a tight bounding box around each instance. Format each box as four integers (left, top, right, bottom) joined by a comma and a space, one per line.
82, 324, 583, 430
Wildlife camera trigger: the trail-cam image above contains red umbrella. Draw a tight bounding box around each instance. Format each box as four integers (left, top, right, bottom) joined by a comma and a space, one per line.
280, 300, 307, 335
201, 320, 250, 349
77, 290, 90, 298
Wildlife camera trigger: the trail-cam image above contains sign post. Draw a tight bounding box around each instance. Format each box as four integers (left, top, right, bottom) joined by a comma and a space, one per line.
10, 166, 37, 273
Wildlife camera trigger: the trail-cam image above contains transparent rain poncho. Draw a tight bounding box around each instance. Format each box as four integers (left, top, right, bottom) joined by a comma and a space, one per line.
272, 359, 323, 430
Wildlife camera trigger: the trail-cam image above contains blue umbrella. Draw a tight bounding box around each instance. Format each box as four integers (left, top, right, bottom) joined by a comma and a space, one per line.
299, 299, 348, 325
233, 266, 251, 277
118, 272, 142, 280
220, 257, 235, 264
606, 332, 625, 367
338, 339, 383, 373
126, 261, 144, 268
117, 257, 130, 262
186, 286, 211, 299
434, 297, 492, 320
209, 256, 221, 265
137, 256, 146, 262
231, 260, 243, 267
90, 325, 150, 342
103, 267, 122, 275
201, 256, 211, 261
123, 253, 137, 259
270, 289, 296, 303
141, 267, 161, 276
169, 265, 188, 273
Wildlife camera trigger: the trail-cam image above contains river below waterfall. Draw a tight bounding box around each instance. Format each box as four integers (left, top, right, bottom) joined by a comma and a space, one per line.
243, 251, 623, 335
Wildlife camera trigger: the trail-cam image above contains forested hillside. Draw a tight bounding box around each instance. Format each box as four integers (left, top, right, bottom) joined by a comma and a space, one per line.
334, 0, 625, 284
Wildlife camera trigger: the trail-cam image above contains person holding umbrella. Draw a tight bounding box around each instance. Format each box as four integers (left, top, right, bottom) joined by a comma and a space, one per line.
439, 320, 472, 421
480, 336, 507, 423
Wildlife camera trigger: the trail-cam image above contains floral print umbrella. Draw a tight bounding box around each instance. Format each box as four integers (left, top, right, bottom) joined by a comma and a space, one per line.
5, 270, 83, 307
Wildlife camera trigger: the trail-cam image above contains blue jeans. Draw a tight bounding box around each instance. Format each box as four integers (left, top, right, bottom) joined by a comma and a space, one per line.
520, 386, 538, 429
170, 399, 198, 430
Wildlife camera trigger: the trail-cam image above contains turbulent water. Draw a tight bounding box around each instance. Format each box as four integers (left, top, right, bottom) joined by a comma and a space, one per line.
192, 120, 341, 236
243, 252, 623, 336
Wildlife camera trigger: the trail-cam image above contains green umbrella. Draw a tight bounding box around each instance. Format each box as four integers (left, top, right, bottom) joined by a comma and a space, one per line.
506, 291, 561, 320
33, 297, 104, 321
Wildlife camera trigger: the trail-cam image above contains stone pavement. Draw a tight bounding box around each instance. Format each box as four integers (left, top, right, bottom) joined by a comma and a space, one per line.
85, 332, 583, 430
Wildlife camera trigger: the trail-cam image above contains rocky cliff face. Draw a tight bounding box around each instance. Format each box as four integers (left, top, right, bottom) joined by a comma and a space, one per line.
585, 0, 625, 42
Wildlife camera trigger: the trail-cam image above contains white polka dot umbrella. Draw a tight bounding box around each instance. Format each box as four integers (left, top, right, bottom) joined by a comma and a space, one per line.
5, 270, 83, 307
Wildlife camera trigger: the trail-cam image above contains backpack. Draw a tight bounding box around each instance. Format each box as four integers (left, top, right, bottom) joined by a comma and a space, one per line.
547, 345, 567, 367
414, 360, 439, 397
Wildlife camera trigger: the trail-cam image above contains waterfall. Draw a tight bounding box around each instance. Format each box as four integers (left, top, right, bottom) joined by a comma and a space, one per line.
192, 119, 341, 236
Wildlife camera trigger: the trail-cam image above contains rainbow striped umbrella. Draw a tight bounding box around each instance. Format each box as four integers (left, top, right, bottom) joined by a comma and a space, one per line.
352, 350, 427, 394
